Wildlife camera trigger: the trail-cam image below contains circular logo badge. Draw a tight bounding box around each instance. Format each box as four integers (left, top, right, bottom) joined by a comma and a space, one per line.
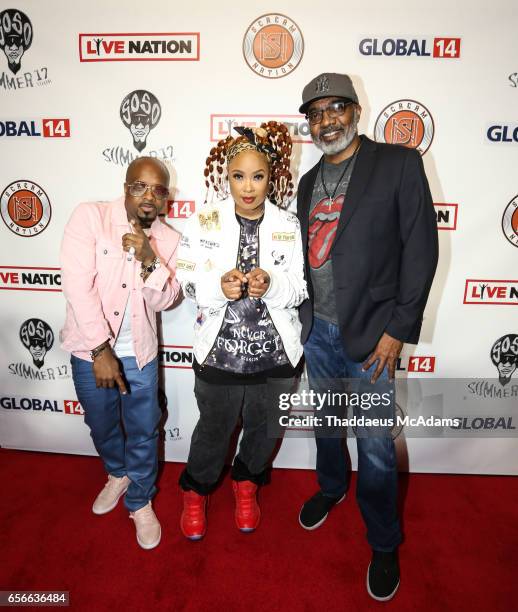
1, 180, 51, 237
502, 194, 518, 248
243, 13, 304, 79
374, 99, 434, 155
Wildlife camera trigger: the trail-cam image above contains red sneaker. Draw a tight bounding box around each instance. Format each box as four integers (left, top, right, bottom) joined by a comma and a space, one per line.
232, 480, 260, 532
180, 490, 207, 541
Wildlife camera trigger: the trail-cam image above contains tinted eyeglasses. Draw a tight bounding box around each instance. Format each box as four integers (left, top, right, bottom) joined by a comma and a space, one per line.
127, 181, 169, 200
306, 100, 354, 126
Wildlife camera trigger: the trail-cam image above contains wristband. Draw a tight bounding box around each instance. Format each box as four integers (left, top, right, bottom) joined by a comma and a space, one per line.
140, 256, 161, 278
90, 341, 110, 360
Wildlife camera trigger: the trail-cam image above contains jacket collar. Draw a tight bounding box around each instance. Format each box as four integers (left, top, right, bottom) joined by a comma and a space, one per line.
214, 197, 277, 224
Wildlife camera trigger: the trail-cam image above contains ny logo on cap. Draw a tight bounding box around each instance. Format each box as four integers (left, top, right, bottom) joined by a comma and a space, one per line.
315, 75, 330, 93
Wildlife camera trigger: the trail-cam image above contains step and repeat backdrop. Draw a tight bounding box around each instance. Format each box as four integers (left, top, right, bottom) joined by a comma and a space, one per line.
1, 0, 517, 474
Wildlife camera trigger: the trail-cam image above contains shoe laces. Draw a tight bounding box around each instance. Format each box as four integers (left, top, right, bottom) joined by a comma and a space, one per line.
132, 502, 155, 525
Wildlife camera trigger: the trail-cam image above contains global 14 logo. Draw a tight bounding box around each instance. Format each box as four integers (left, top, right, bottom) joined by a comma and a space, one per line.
397, 355, 435, 373
487, 124, 518, 143
0, 119, 70, 137
166, 200, 195, 219
0, 396, 84, 415
359, 37, 461, 58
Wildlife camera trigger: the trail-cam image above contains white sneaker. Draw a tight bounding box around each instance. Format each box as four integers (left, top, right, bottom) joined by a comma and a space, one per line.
92, 474, 130, 515
129, 501, 161, 550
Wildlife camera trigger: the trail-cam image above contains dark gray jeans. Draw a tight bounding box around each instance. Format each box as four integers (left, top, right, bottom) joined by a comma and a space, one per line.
180, 374, 296, 495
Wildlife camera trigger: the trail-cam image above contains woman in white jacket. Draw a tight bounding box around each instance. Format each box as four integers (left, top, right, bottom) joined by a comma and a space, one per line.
176, 122, 307, 540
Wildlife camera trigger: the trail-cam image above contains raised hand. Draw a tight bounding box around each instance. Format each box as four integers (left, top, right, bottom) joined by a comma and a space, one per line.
221, 268, 247, 300
246, 268, 270, 298
122, 219, 155, 265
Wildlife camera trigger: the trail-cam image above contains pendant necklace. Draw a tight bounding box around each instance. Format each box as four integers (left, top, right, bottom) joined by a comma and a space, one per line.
320, 141, 361, 207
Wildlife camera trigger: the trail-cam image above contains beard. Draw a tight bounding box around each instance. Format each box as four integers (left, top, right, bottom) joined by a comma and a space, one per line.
312, 112, 359, 155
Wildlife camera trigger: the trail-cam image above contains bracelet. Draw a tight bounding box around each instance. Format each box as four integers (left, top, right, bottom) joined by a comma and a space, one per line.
90, 341, 110, 360
140, 256, 161, 278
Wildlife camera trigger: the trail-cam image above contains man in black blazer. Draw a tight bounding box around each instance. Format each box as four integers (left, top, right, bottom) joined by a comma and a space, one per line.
296, 73, 438, 601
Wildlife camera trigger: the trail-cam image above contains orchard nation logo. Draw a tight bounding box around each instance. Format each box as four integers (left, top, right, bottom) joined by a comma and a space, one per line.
0, 9, 32, 74
491, 334, 518, 387
243, 13, 304, 79
374, 99, 434, 155
120, 89, 161, 152
502, 194, 518, 248
1, 180, 51, 237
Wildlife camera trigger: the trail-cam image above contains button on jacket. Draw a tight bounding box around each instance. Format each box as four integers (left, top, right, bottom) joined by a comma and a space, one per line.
60, 197, 181, 368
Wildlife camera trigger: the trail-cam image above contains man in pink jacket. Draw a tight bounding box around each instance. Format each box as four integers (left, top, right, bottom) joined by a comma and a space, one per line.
60, 157, 180, 549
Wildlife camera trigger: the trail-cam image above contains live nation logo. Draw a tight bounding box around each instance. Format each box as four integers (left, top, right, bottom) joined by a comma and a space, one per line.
243, 13, 304, 79
502, 194, 518, 247
8, 318, 70, 381
464, 280, 518, 305
374, 100, 434, 155
1, 180, 51, 237
0, 8, 51, 92
158, 345, 193, 369
211, 114, 311, 143
0, 266, 61, 291
359, 37, 461, 58
79, 33, 200, 62
434, 203, 458, 230
102, 89, 174, 166
0, 118, 70, 138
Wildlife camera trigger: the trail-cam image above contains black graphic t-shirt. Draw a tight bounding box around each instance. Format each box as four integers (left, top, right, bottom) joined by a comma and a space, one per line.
308, 155, 356, 325
203, 214, 289, 376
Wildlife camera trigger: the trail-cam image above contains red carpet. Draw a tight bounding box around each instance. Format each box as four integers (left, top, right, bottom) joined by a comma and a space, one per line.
0, 449, 515, 611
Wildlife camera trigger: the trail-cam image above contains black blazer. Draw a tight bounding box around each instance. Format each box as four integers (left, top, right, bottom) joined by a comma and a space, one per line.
296, 135, 439, 362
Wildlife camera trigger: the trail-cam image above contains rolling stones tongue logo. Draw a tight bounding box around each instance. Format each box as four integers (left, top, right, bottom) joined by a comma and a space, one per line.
308, 194, 344, 268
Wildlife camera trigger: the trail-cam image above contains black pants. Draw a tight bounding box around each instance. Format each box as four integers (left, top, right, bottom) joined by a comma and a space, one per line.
180, 374, 296, 495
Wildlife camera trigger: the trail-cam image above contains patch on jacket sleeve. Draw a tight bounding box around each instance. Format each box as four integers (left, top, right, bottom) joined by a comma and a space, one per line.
285, 212, 300, 226
177, 259, 196, 271
198, 209, 220, 232
272, 231, 295, 241
184, 282, 196, 298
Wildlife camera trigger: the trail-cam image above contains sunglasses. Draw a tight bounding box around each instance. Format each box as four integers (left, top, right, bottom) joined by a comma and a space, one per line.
127, 181, 169, 200
306, 100, 354, 126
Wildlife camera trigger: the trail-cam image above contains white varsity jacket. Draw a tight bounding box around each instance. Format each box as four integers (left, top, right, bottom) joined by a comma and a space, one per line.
176, 199, 308, 367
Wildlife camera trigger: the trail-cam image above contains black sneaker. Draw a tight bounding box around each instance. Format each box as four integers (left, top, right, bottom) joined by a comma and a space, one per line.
367, 550, 400, 601
298, 491, 345, 530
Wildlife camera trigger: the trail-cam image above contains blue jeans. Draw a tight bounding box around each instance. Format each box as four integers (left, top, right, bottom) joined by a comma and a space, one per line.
304, 317, 402, 551
71, 355, 161, 512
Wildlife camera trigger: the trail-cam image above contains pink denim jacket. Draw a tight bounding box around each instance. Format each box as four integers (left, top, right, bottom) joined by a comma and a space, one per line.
60, 197, 180, 368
